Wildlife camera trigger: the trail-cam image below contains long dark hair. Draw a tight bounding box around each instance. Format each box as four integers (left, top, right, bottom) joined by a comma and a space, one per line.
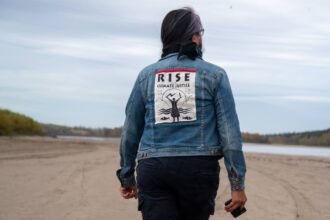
161, 7, 203, 60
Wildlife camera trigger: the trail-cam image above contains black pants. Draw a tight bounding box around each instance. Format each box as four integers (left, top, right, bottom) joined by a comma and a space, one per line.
136, 156, 220, 220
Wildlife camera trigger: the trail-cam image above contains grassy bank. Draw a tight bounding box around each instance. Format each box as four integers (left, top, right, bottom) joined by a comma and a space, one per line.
0, 108, 43, 136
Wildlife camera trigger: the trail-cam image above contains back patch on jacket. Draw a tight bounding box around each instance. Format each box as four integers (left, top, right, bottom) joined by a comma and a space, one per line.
154, 69, 197, 124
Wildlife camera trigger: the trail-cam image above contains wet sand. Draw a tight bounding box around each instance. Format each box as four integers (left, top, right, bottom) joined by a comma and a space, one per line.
0, 136, 329, 220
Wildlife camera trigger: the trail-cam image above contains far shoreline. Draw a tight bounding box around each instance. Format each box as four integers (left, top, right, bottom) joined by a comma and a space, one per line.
1, 135, 329, 149
243, 141, 330, 149
1, 136, 330, 160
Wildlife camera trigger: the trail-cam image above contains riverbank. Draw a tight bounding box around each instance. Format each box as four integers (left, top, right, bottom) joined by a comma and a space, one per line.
0, 136, 329, 220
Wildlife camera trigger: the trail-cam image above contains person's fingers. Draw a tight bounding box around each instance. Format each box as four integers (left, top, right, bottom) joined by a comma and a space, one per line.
128, 193, 137, 199
125, 189, 137, 199
121, 191, 130, 197
225, 201, 241, 212
123, 190, 134, 199
120, 190, 129, 195
240, 200, 247, 209
124, 194, 133, 199
120, 187, 132, 199
122, 192, 130, 198
228, 203, 241, 212
237, 198, 247, 210
120, 186, 139, 199
127, 190, 135, 198
120, 187, 128, 193
119, 187, 125, 195
224, 201, 234, 211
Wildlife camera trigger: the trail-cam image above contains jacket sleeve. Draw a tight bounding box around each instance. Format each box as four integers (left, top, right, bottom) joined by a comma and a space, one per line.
116, 75, 146, 187
213, 70, 246, 191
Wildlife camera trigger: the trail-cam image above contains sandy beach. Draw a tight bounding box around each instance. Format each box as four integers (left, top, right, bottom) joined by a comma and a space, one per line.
0, 136, 329, 220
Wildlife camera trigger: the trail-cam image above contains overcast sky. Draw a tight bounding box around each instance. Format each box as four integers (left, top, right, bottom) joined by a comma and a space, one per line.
0, 0, 329, 134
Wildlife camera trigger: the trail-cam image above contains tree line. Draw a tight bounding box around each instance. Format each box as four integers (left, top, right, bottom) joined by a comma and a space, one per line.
1, 108, 329, 146
41, 123, 122, 137
242, 129, 330, 147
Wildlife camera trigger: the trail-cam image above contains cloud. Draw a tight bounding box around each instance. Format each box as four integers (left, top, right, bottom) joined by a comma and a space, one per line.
0, 0, 329, 132
41, 36, 159, 62
0, 28, 160, 62
236, 95, 330, 103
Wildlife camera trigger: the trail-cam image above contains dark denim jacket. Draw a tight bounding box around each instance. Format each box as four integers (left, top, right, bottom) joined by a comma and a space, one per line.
117, 52, 246, 191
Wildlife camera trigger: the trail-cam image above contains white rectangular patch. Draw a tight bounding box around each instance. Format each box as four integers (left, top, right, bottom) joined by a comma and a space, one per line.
154, 69, 197, 124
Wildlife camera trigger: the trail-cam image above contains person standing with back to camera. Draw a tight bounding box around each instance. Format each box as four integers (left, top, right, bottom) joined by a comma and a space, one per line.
117, 7, 247, 220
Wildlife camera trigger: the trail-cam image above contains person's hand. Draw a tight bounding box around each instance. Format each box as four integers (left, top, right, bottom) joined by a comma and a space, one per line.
224, 190, 247, 212
119, 186, 138, 199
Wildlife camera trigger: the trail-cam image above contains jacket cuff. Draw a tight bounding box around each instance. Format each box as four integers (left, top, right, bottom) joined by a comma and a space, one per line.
116, 169, 136, 188
229, 177, 245, 191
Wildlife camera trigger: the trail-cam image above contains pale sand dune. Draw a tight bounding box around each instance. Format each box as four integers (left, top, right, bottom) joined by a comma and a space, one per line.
0, 137, 329, 220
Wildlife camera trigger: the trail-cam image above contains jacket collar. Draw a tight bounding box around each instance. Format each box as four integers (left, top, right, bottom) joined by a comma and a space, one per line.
158, 52, 179, 61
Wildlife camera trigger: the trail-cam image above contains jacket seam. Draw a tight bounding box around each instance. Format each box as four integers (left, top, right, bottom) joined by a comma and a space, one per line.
149, 73, 155, 147
201, 71, 205, 147
137, 79, 146, 104
217, 71, 231, 149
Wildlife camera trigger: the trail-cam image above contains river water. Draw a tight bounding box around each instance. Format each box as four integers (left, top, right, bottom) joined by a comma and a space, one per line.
243, 143, 330, 158
57, 136, 330, 158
